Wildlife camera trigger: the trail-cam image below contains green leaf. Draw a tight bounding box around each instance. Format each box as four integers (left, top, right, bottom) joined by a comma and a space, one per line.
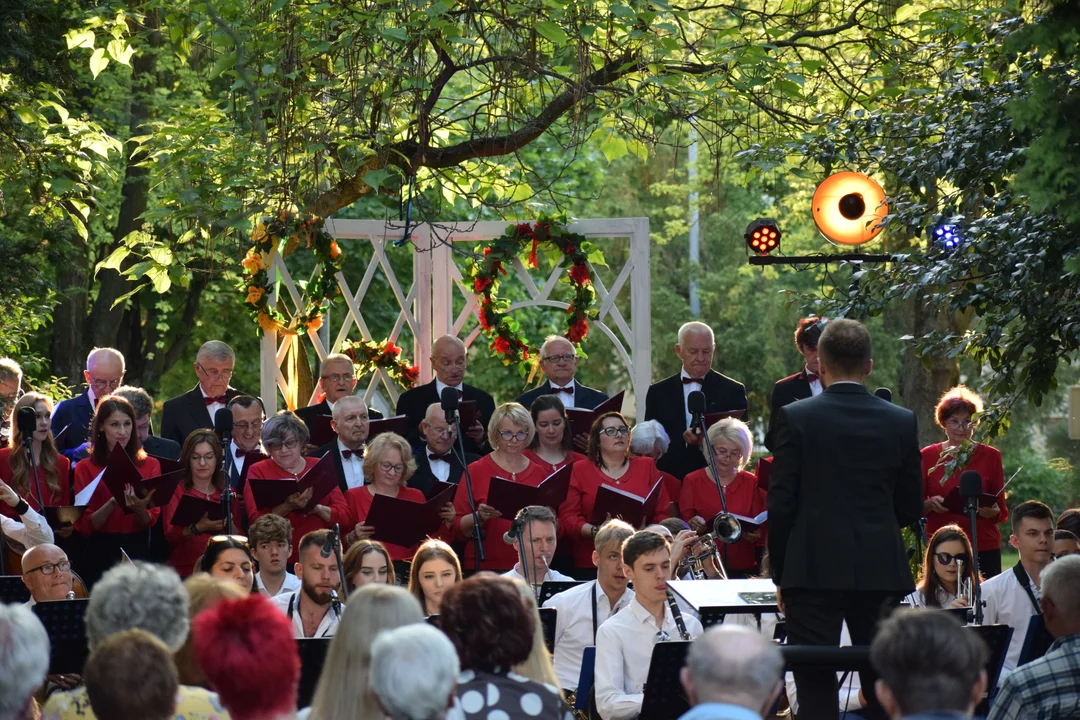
96, 247, 131, 273
535, 21, 568, 45
65, 29, 96, 50
89, 47, 109, 78
599, 135, 628, 162
381, 27, 407, 42
147, 266, 172, 293
41, 101, 69, 123
149, 247, 174, 266
107, 38, 135, 65
363, 167, 392, 190
69, 213, 88, 241
14, 106, 41, 125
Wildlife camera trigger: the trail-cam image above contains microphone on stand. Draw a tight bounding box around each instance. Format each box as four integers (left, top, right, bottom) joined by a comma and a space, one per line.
687, 390, 707, 436
16, 406, 44, 507
442, 386, 484, 570
959, 470, 985, 625
873, 387, 893, 403
214, 408, 235, 535
323, 523, 350, 603
503, 508, 530, 545
321, 524, 339, 558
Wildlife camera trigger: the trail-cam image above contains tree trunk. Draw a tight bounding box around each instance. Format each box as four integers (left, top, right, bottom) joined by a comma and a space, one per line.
49, 228, 90, 385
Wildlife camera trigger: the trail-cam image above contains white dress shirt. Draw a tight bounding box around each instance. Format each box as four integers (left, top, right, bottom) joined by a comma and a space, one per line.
337, 439, 365, 490
806, 366, 823, 396
427, 448, 451, 483
200, 386, 226, 420
435, 380, 464, 400
255, 570, 301, 598
983, 564, 1043, 677
594, 596, 704, 719
2, 503, 54, 548
904, 586, 959, 609
544, 580, 635, 691
271, 590, 342, 638
680, 369, 702, 432
549, 380, 577, 409
502, 565, 575, 586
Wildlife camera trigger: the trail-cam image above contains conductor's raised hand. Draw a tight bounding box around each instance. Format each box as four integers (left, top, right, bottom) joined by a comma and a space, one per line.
0, 480, 20, 508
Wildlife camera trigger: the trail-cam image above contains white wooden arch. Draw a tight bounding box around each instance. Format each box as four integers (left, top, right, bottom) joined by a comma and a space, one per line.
260, 218, 651, 413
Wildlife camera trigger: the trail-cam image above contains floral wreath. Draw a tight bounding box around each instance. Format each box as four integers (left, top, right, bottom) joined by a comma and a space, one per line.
467, 217, 601, 372
241, 209, 343, 336
340, 338, 421, 390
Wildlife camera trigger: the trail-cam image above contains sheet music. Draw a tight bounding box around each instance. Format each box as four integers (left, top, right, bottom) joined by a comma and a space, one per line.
74, 468, 106, 506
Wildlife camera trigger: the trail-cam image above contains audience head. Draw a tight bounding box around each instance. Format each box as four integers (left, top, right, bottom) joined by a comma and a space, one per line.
370, 624, 459, 720
310, 584, 424, 719
681, 625, 784, 714
1053, 529, 1080, 560
934, 386, 983, 445
439, 574, 534, 673
1057, 508, 1080, 539
175, 574, 246, 687
508, 578, 560, 688
331, 395, 370, 450
676, 321, 715, 378
644, 523, 673, 541
870, 610, 987, 719
794, 317, 824, 372
420, 404, 456, 454
409, 539, 462, 616
364, 432, 416, 487
1039, 554, 1080, 639
587, 411, 631, 467
538, 335, 578, 387
112, 385, 154, 442
431, 335, 468, 387
344, 539, 395, 591
0, 602, 50, 720
86, 562, 189, 652
261, 411, 309, 471
594, 519, 635, 590
706, 417, 753, 473
1010, 500, 1055, 567
249, 515, 293, 580
0, 358, 22, 424
920, 525, 977, 606
180, 428, 226, 491
660, 517, 690, 536
296, 529, 340, 606
528, 394, 571, 451
511, 506, 558, 578
193, 594, 299, 720
84, 347, 125, 403
228, 395, 265, 452
319, 353, 359, 405
488, 402, 535, 453
21, 543, 73, 602
199, 535, 254, 594
84, 629, 178, 720
629, 419, 670, 460
817, 318, 872, 382
194, 340, 235, 398
622, 530, 671, 605
90, 395, 145, 465
7, 394, 60, 494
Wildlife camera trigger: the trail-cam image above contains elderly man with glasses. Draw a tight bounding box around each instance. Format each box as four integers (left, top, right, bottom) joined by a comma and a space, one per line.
515, 335, 609, 412
51, 347, 126, 461
161, 340, 244, 447
296, 353, 384, 441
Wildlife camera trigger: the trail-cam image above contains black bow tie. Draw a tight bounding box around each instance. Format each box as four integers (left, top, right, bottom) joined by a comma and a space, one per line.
342, 449, 361, 460
429, 452, 453, 462
551, 386, 573, 394
682, 376, 705, 384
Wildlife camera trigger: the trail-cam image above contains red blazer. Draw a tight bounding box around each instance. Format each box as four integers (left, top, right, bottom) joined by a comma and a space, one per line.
243, 456, 350, 566
523, 449, 586, 476
559, 457, 670, 568
73, 455, 162, 535
344, 485, 426, 562
0, 447, 70, 513
162, 483, 245, 578
660, 471, 681, 516
680, 469, 765, 572
922, 443, 1008, 552
453, 454, 550, 570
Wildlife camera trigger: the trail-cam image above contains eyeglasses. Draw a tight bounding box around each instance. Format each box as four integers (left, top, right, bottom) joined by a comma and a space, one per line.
711, 448, 742, 461
498, 431, 529, 442
272, 438, 300, 452
599, 426, 631, 437
321, 373, 355, 383
427, 428, 452, 438
25, 560, 71, 576
88, 377, 122, 392
542, 353, 577, 363
234, 421, 263, 432
934, 551, 970, 566
196, 362, 235, 380
379, 461, 405, 474
945, 418, 974, 430
190, 453, 217, 464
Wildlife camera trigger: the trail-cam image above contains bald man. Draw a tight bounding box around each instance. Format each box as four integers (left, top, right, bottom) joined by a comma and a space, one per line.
408, 404, 480, 498
52, 347, 126, 460
296, 354, 383, 441
316, 395, 374, 493
680, 625, 785, 720
21, 543, 73, 604
395, 336, 496, 454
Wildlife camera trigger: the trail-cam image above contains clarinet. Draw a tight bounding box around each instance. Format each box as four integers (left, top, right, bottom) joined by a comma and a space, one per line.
665, 590, 691, 641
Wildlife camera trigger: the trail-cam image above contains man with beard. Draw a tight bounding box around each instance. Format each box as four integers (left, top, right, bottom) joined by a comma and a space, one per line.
271, 529, 343, 638
318, 395, 372, 494
501, 505, 574, 589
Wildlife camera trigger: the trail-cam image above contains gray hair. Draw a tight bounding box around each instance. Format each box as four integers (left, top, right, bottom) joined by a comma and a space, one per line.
319, 353, 355, 377
1043, 555, 1080, 619
86, 562, 190, 652
539, 335, 575, 359
195, 340, 235, 364
706, 418, 753, 470
630, 420, 670, 456
423, 403, 447, 424
369, 624, 459, 720
86, 347, 125, 373
0, 358, 21, 386
0, 603, 50, 720
261, 411, 310, 450
677, 321, 715, 347
686, 625, 783, 709
113, 385, 153, 419
331, 395, 368, 423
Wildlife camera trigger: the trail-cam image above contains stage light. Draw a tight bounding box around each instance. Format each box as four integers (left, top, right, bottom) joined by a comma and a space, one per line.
812, 172, 888, 246
745, 218, 781, 255
931, 224, 963, 253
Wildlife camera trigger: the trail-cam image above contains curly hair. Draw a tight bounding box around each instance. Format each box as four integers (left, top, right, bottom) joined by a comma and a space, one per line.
439, 574, 534, 673
362, 432, 417, 485
934, 386, 984, 429
86, 562, 189, 652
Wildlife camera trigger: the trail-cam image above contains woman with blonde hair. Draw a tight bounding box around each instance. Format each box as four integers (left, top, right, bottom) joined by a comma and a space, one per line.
174, 574, 247, 687
0, 392, 69, 510
408, 538, 462, 616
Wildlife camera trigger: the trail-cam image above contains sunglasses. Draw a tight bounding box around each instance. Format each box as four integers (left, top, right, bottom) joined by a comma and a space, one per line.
208, 534, 250, 550
934, 551, 970, 566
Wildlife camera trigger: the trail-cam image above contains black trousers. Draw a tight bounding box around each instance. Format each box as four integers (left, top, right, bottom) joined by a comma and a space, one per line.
978, 548, 1002, 579
783, 588, 903, 720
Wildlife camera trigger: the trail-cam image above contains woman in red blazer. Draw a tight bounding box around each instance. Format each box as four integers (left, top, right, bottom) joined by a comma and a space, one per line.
0, 392, 71, 512
922, 386, 1007, 578
523, 395, 586, 475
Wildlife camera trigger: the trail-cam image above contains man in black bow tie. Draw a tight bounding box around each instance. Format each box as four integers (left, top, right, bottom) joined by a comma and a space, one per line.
316, 395, 371, 494
515, 335, 609, 411
407, 404, 479, 498
765, 317, 826, 451
161, 340, 243, 446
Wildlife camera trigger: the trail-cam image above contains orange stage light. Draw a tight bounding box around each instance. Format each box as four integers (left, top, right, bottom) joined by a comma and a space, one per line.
812, 172, 888, 246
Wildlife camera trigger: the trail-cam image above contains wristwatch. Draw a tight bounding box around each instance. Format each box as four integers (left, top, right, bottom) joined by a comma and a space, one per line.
188, 523, 200, 535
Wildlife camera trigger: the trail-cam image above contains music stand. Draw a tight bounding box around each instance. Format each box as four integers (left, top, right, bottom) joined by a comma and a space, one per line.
668, 579, 779, 634
539, 607, 557, 654
1018, 615, 1054, 667
539, 580, 583, 606
296, 638, 332, 709
33, 599, 90, 674
640, 641, 691, 720
0, 576, 30, 604
967, 624, 1013, 699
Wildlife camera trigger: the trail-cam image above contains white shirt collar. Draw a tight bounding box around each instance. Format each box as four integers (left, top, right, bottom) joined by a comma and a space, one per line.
337, 438, 362, 459
435, 379, 463, 397
325, 398, 335, 411
679, 368, 701, 383
550, 379, 576, 391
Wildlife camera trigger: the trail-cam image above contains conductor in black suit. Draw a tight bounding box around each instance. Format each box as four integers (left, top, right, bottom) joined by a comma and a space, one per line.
408, 403, 480, 498
395, 335, 495, 455
764, 317, 825, 451
767, 319, 923, 720
515, 336, 609, 411
295, 353, 383, 438
315, 395, 372, 494
160, 340, 243, 446
643, 321, 748, 480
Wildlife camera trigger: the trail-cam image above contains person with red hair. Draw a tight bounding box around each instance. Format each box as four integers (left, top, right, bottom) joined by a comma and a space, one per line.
922, 385, 1008, 578
192, 593, 299, 720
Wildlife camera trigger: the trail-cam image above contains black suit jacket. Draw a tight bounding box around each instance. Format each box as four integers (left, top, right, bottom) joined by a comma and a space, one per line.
764, 370, 814, 451
644, 369, 748, 480
766, 383, 923, 592
143, 434, 181, 462
160, 385, 242, 447
395, 381, 496, 455
514, 380, 609, 411
408, 447, 481, 499
50, 391, 94, 461
316, 439, 365, 495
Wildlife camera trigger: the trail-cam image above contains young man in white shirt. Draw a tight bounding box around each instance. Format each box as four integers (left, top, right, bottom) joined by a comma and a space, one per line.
982, 500, 1056, 677
250, 514, 301, 597
502, 505, 574, 588
544, 519, 636, 692
271, 529, 343, 638
595, 529, 704, 720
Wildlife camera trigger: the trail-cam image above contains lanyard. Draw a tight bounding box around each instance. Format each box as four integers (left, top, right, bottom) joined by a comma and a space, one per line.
1012, 563, 1042, 615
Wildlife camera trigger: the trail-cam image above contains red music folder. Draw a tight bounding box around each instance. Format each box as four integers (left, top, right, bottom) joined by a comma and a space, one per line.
148, 454, 184, 475
755, 456, 773, 492
238, 450, 268, 488
565, 391, 625, 439
458, 400, 478, 431
942, 488, 1001, 515
368, 415, 408, 440
365, 481, 458, 547
590, 478, 664, 526
247, 454, 339, 513
486, 464, 572, 518
101, 444, 185, 514
304, 413, 336, 448
169, 495, 226, 526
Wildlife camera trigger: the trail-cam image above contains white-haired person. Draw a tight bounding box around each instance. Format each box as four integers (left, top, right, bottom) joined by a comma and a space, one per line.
0, 602, 50, 720
51, 347, 125, 460
369, 624, 460, 720
680, 625, 785, 720
160, 340, 242, 447
680, 417, 765, 579
630, 418, 681, 518
515, 335, 610, 413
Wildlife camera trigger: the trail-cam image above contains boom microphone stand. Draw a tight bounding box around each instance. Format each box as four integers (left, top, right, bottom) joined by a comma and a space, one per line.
17, 407, 45, 508
441, 387, 484, 571
214, 408, 236, 535
960, 470, 985, 625
687, 390, 736, 580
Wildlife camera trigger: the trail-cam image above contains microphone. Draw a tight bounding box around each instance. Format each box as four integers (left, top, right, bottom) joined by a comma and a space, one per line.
321, 524, 340, 558
874, 387, 893, 403
16, 406, 37, 442
959, 470, 982, 510
687, 390, 706, 430
503, 508, 530, 545
214, 407, 233, 445
440, 386, 459, 418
